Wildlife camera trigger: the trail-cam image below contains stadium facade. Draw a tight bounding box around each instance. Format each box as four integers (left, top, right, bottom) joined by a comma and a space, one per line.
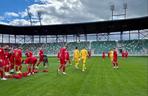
0, 16, 148, 56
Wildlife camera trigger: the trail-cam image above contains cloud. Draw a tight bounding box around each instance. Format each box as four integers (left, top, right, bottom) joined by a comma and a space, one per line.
8, 19, 30, 26
0, 16, 4, 20
0, 0, 147, 26
5, 12, 19, 17
23, 0, 101, 25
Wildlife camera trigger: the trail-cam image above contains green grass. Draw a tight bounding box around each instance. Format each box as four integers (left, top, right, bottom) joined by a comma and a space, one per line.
0, 57, 148, 96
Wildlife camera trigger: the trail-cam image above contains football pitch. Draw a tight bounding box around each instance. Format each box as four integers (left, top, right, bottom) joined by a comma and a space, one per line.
0, 57, 147, 96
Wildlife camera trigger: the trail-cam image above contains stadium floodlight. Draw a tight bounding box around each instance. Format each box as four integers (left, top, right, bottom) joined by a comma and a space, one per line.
27, 8, 32, 26
110, 4, 115, 11
37, 11, 42, 26
37, 10, 48, 26
110, 4, 115, 20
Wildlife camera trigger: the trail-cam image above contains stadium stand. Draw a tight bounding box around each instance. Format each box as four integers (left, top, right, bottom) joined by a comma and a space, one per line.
1, 39, 147, 56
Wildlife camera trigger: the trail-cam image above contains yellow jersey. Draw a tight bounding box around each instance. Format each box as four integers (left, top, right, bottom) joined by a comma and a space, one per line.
80, 49, 88, 59
110, 50, 113, 58
73, 49, 80, 58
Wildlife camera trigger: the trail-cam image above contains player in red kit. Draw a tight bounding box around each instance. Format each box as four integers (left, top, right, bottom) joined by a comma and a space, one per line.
0, 46, 7, 80
65, 49, 71, 65
36, 49, 44, 69
25, 49, 30, 65
57, 46, 67, 75
14, 48, 22, 74
26, 51, 37, 75
125, 50, 128, 58
102, 52, 106, 60
121, 50, 125, 59
112, 48, 119, 69
4, 49, 11, 76
9, 47, 15, 73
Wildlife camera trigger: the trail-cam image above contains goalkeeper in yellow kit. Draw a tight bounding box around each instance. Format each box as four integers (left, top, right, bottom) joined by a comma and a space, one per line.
73, 47, 80, 69
80, 47, 88, 72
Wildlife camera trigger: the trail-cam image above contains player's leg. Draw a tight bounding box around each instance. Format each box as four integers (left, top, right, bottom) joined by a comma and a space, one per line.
82, 58, 86, 72
74, 58, 79, 69
58, 59, 63, 72
43, 59, 48, 70
15, 59, 22, 73
36, 57, 43, 68
27, 64, 32, 75
18, 59, 22, 73
62, 63, 66, 74
32, 58, 37, 74
5, 65, 10, 76
10, 61, 15, 73
115, 61, 119, 69
0, 60, 7, 80
112, 60, 116, 69
0, 67, 7, 80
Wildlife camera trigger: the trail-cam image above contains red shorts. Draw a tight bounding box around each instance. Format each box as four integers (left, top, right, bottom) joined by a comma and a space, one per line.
113, 58, 118, 63
60, 59, 66, 65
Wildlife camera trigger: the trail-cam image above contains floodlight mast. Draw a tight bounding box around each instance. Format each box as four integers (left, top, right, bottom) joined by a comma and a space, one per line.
37, 11, 42, 26
110, 0, 128, 20
27, 8, 32, 26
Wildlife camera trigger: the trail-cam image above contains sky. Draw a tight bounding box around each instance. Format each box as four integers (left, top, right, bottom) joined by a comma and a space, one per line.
0, 0, 147, 26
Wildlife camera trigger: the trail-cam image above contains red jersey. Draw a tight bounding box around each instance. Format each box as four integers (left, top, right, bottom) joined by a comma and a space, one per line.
58, 48, 66, 60
113, 50, 118, 61
14, 49, 22, 59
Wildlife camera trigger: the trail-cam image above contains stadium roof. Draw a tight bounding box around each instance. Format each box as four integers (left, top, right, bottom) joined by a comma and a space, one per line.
0, 16, 148, 35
